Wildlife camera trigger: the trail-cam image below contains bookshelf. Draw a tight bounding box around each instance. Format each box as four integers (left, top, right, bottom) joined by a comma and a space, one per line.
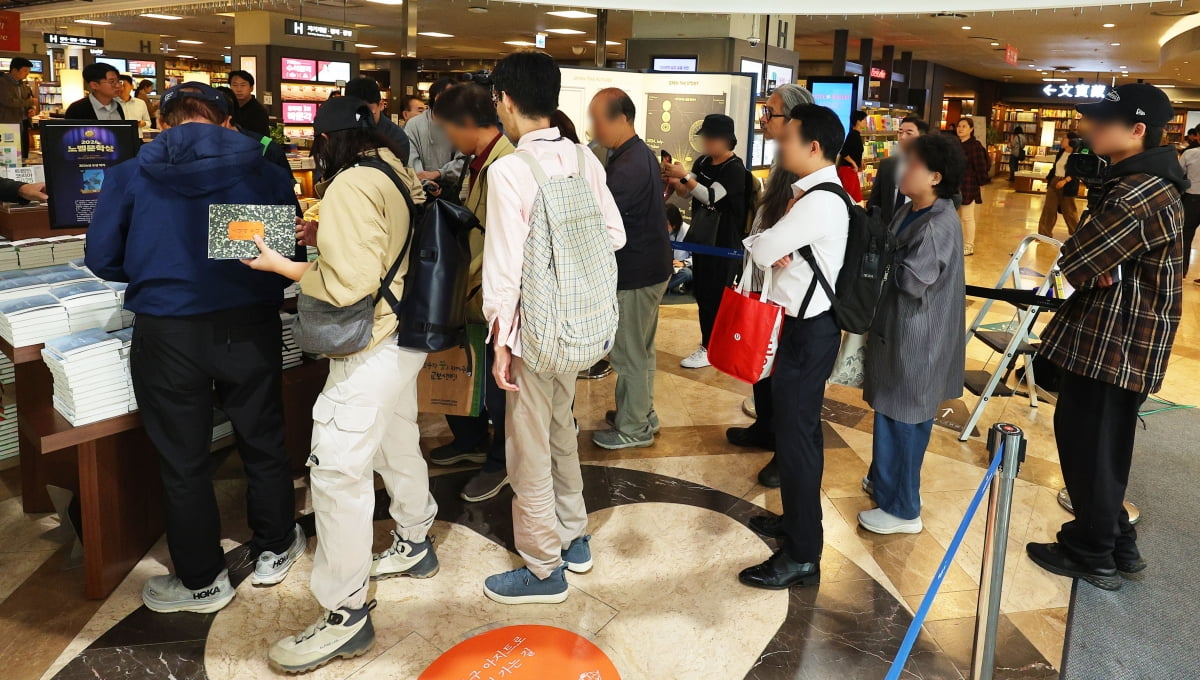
859, 104, 912, 195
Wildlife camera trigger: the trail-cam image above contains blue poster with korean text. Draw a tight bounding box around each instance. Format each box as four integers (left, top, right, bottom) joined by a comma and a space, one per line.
40, 120, 138, 229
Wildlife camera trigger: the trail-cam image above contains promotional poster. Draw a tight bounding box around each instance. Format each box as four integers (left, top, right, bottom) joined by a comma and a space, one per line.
40, 120, 139, 230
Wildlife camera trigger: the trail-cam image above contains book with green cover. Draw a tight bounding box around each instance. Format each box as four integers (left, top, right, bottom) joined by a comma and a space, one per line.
207, 204, 295, 260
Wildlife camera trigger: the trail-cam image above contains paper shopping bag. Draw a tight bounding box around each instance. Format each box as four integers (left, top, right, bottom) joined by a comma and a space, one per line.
417, 323, 486, 416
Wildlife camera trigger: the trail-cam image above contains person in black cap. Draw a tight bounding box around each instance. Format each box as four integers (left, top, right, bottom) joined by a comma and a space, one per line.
662, 112, 749, 369
1028, 83, 1187, 591
86, 81, 306, 614
244, 96, 435, 674
343, 76, 411, 163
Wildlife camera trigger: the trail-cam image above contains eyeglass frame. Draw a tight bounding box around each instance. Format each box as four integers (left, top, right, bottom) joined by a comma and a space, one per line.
760, 107, 788, 124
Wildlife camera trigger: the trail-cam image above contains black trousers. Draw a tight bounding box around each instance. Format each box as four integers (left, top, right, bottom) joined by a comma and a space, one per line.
131, 306, 295, 589
1054, 369, 1142, 570
1182, 194, 1200, 276
773, 312, 841, 562
750, 376, 774, 437
445, 342, 507, 473
692, 254, 738, 348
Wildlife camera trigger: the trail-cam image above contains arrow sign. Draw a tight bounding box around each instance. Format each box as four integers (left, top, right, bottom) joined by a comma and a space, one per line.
941, 407, 954, 418
1042, 84, 1056, 96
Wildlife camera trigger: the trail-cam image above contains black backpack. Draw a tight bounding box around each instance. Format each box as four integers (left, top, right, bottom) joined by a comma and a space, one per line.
797, 182, 897, 334
358, 158, 480, 352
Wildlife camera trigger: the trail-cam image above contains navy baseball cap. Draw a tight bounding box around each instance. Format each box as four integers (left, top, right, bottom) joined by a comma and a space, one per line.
160, 81, 230, 115
1076, 83, 1174, 128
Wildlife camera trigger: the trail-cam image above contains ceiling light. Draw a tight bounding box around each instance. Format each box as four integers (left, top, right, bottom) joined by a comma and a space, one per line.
224, 46, 231, 49
504, 40, 535, 47
961, 25, 971, 30
176, 55, 195, 59
355, 43, 378, 48
140, 13, 182, 20
1155, 84, 1176, 88
544, 28, 586, 35
547, 10, 596, 19
418, 32, 454, 38
467, 6, 489, 13
1110, 42, 1121, 46
216, 12, 235, 17
1103, 23, 1115, 28
177, 39, 203, 44
366, 0, 405, 4
371, 50, 397, 56
990, 41, 999, 46
586, 40, 621, 46
1042, 77, 1066, 82
75, 19, 111, 25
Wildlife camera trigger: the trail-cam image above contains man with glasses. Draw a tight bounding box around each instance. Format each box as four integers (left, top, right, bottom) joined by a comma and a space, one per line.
65, 63, 125, 121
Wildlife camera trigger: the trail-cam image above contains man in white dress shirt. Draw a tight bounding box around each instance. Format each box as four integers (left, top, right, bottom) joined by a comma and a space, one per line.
117, 75, 152, 128
738, 104, 849, 591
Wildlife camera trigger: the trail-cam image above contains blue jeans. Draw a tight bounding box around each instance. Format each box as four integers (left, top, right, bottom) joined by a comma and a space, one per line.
668, 266, 692, 293
870, 412, 934, 520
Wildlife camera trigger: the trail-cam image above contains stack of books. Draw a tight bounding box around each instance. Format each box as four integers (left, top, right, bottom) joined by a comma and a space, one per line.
104, 282, 135, 328
13, 239, 54, 269
41, 329, 130, 426
109, 327, 136, 412
211, 409, 234, 443
0, 391, 16, 461
0, 294, 71, 346
280, 311, 303, 369
0, 352, 13, 384
46, 235, 87, 264
49, 280, 125, 332
0, 240, 18, 271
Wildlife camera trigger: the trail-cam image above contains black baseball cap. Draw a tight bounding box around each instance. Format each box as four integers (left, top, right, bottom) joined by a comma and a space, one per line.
1076, 83, 1174, 128
343, 77, 382, 104
160, 81, 229, 115
313, 96, 374, 135
696, 113, 736, 140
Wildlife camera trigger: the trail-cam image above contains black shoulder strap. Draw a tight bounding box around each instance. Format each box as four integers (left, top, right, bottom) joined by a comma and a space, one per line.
355, 157, 417, 310
795, 181, 851, 316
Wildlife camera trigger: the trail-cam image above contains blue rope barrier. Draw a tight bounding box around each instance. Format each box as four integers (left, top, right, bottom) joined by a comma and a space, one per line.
669, 240, 744, 260
884, 441, 1006, 680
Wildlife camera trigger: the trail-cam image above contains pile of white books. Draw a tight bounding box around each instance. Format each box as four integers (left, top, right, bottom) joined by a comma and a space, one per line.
0, 352, 12, 384
280, 312, 302, 369
0, 391, 16, 461
0, 266, 92, 303
109, 327, 136, 412
46, 235, 87, 264
0, 294, 70, 346
50, 280, 125, 332
211, 409, 234, 443
284, 281, 299, 299
13, 239, 54, 269
104, 281, 135, 328
0, 240, 18, 271
41, 329, 130, 426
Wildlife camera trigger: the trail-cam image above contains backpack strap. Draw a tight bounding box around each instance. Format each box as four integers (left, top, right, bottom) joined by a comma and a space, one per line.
515, 149, 551, 187
574, 144, 588, 181
259, 136, 272, 156
354, 157, 417, 311
795, 181, 852, 317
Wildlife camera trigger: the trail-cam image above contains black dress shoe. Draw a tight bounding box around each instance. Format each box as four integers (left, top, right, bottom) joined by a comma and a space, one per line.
1026, 542, 1121, 591
757, 457, 780, 488
748, 514, 785, 539
1114, 544, 1147, 574
739, 551, 820, 590
726, 425, 774, 449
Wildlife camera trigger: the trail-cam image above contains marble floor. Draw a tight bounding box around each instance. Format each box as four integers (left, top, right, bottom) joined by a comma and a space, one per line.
2, 183, 1198, 680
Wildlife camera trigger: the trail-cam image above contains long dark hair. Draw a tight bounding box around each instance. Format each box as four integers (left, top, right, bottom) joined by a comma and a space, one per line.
313, 128, 405, 178
551, 110, 581, 143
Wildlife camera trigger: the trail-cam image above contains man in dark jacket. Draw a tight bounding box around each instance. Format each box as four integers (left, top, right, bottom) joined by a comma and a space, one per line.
1029, 83, 1187, 591
64, 63, 125, 121
215, 86, 291, 174
86, 82, 304, 615
867, 115, 928, 219
588, 88, 673, 449
229, 69, 270, 136
344, 77, 411, 163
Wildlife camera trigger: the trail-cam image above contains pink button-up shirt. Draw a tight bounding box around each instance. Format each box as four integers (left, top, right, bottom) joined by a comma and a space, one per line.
483, 127, 626, 356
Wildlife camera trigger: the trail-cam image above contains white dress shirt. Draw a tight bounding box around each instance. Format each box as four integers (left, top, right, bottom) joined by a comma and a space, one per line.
118, 95, 151, 126
483, 127, 626, 357
89, 94, 123, 121
744, 164, 849, 318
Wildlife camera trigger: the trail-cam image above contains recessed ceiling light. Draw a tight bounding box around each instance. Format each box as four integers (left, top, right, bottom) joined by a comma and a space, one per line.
224, 46, 231, 49
355, 43, 378, 49
366, 0, 405, 5
547, 10, 596, 19
1102, 23, 1115, 28
177, 39, 203, 44
371, 50, 397, 56
1119, 65, 1127, 68
467, 6, 489, 13
961, 25, 971, 30
140, 13, 182, 20
990, 42, 999, 46
1110, 42, 1121, 46
75, 19, 111, 25
176, 55, 195, 59
504, 40, 535, 47
1156, 84, 1176, 88
418, 32, 454, 38
216, 12, 235, 17
586, 40, 621, 46
1042, 77, 1066, 82
544, 28, 586, 35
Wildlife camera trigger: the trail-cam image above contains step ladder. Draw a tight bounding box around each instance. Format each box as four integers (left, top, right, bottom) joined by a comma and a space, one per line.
960, 234, 1065, 442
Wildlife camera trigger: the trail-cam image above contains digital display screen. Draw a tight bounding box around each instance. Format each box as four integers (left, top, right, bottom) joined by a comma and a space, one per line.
29, 59, 43, 74
282, 101, 319, 125
281, 57, 317, 82
317, 61, 350, 83
651, 57, 698, 73
95, 57, 127, 72
810, 80, 856, 136
128, 59, 156, 76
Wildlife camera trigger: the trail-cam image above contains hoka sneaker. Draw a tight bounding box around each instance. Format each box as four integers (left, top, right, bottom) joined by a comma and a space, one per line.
269, 603, 376, 674
370, 531, 439, 580
483, 565, 568, 605
252, 524, 307, 586
561, 535, 593, 573
142, 569, 234, 614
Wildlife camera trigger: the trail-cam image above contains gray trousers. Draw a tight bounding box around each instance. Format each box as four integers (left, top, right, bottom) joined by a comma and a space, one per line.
610, 280, 668, 435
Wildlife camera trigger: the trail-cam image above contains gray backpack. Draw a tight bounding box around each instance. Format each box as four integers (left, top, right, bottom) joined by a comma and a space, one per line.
516, 146, 619, 374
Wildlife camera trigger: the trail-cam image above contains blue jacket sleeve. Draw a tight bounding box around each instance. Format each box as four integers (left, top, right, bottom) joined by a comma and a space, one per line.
84, 164, 135, 282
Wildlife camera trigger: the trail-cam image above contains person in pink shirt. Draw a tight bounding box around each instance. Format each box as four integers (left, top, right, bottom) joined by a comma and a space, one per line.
481, 51, 626, 604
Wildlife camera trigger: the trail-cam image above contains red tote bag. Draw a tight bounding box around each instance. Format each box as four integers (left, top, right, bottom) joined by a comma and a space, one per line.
708, 263, 784, 384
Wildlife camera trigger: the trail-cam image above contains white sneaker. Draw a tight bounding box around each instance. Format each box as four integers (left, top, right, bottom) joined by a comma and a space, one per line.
370, 532, 439, 580
252, 524, 306, 586
142, 569, 235, 614
681, 346, 710, 369
858, 508, 923, 535
269, 604, 376, 674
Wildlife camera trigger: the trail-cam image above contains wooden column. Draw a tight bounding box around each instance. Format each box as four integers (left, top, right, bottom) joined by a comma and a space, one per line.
832, 29, 849, 76
897, 50, 914, 110
879, 44, 896, 105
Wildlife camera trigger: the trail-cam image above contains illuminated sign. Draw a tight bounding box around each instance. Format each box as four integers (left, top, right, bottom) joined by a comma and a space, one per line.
870, 67, 888, 79
1042, 83, 1108, 99
44, 33, 103, 48
283, 19, 355, 40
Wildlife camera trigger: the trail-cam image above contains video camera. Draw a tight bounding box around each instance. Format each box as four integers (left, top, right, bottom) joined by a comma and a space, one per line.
459, 70, 493, 88
1064, 140, 1110, 211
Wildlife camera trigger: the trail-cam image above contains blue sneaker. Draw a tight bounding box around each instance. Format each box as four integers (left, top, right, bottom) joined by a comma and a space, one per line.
561, 535, 592, 574
483, 565, 568, 605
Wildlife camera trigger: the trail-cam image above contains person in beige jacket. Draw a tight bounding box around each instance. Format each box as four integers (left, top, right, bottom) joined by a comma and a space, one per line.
244, 97, 436, 674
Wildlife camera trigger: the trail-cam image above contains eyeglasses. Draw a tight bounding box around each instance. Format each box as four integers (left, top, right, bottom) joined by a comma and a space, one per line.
760, 108, 787, 123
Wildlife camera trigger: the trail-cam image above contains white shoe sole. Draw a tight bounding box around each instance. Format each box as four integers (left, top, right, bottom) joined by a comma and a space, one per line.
858, 518, 923, 535
565, 559, 592, 574
482, 584, 569, 605
460, 476, 511, 503
270, 621, 375, 674
252, 528, 307, 586
143, 591, 235, 614
680, 360, 710, 369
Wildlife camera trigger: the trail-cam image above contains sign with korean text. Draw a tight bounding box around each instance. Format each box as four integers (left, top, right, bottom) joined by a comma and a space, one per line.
419, 625, 620, 680
40, 120, 139, 229
1004, 44, 1019, 66
0, 11, 20, 52
44, 33, 103, 48
283, 19, 355, 40
1041, 83, 1108, 99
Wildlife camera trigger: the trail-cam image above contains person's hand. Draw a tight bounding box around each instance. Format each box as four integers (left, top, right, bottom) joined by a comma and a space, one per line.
416, 170, 441, 182
1056, 178, 1068, 189
493, 344, 519, 391
1096, 272, 1115, 288
424, 182, 443, 198
17, 182, 46, 202
772, 254, 793, 269
242, 234, 291, 273
295, 217, 318, 247
662, 161, 688, 180
673, 259, 685, 269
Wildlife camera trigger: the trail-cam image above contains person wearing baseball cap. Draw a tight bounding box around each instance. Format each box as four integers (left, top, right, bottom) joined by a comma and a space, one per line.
1029, 82, 1188, 591
86, 80, 306, 614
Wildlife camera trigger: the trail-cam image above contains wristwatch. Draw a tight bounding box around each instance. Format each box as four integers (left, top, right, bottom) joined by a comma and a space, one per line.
682, 173, 694, 185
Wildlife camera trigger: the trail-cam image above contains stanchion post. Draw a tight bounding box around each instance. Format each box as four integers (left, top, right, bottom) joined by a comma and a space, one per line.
971, 423, 1026, 680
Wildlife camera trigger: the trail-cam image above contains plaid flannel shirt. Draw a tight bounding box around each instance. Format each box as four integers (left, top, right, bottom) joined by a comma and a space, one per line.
1040, 169, 1184, 395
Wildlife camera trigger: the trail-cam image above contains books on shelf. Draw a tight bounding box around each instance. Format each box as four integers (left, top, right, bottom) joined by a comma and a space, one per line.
212, 408, 234, 443
0, 294, 71, 346
110, 327, 136, 412
0, 351, 12, 384
49, 280, 126, 332
45, 235, 87, 264
0, 390, 16, 461
41, 328, 131, 426
12, 239, 54, 269
280, 311, 302, 369
0, 240, 18, 271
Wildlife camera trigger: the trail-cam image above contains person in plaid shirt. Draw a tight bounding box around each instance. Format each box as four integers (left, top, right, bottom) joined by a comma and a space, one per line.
1028, 83, 1187, 591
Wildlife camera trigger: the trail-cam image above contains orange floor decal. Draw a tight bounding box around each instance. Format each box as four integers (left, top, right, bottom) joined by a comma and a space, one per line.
419, 624, 620, 679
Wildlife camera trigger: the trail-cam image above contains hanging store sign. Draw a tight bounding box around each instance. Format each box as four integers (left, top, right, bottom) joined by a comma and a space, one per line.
1005, 44, 1019, 66
870, 67, 888, 80
44, 33, 103, 48
1041, 83, 1108, 99
283, 19, 355, 41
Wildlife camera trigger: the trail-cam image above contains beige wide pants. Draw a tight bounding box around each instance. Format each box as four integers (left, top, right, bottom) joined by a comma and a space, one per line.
308, 341, 438, 611
506, 356, 588, 579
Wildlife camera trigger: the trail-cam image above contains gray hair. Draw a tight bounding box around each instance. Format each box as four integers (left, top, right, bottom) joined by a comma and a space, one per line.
754, 84, 815, 236
774, 83, 814, 115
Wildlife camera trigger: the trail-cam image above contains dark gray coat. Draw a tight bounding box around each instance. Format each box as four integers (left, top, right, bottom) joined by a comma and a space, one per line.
863, 197, 966, 424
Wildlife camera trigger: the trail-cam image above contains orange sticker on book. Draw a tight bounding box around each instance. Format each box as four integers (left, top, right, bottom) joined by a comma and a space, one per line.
228, 221, 265, 241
